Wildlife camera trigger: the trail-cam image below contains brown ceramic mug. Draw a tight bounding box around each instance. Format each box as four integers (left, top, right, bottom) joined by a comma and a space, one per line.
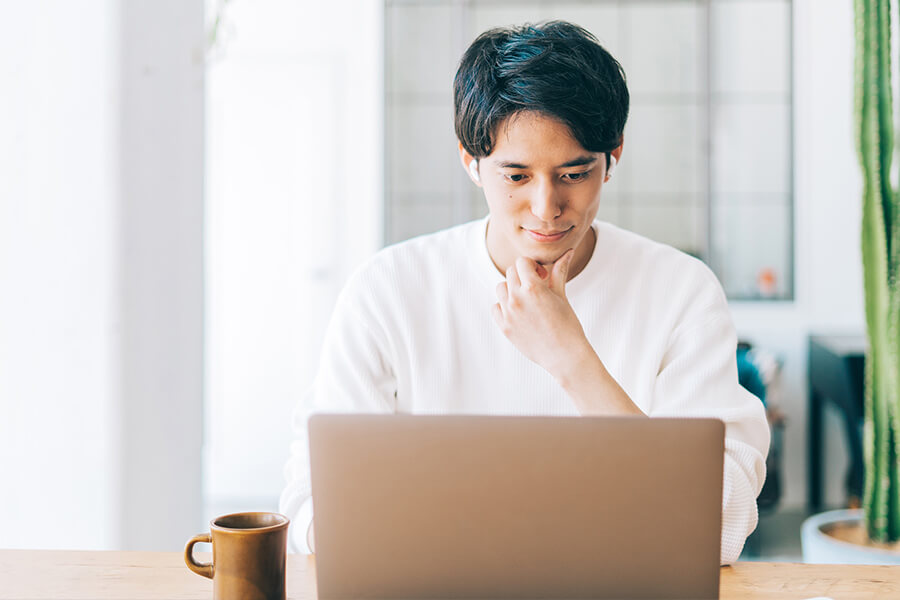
185, 511, 290, 600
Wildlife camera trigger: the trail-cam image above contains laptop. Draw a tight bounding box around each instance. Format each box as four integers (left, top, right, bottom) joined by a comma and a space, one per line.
308, 414, 724, 600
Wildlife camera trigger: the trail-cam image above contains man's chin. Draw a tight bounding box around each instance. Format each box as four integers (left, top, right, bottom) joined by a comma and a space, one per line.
521, 246, 572, 266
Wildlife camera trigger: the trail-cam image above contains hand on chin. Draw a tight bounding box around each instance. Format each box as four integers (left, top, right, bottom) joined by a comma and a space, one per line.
520, 245, 573, 270
491, 249, 589, 378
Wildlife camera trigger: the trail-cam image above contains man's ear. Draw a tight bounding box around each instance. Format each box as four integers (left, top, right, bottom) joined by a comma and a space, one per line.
610, 137, 624, 167
604, 138, 624, 181
458, 141, 482, 187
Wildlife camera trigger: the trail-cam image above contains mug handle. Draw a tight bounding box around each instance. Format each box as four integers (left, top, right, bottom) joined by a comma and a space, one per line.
184, 533, 214, 579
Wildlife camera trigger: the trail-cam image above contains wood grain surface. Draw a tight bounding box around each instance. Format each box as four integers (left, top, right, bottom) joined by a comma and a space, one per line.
2, 550, 899, 599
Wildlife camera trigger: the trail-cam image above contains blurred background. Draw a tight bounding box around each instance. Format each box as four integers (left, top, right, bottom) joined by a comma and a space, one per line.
0, 0, 863, 561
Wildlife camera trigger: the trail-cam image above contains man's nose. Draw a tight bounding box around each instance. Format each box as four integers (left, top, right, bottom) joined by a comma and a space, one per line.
529, 179, 563, 221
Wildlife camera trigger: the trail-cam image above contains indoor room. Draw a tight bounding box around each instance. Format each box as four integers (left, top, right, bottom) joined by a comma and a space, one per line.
2, 1, 898, 598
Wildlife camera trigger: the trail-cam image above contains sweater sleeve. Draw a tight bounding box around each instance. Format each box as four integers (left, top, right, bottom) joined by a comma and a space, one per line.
278, 291, 397, 554
650, 270, 770, 566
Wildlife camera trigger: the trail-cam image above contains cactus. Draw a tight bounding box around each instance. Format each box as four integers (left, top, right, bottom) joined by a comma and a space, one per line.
856, 0, 900, 542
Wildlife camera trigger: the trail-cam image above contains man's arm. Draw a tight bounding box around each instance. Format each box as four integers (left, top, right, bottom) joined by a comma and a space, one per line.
555, 344, 645, 416
652, 294, 769, 564
279, 289, 397, 554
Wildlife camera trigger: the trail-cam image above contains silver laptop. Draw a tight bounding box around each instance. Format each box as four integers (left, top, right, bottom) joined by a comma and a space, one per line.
309, 414, 724, 600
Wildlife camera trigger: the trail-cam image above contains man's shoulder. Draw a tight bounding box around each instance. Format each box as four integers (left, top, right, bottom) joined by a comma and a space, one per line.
364, 219, 477, 273
585, 221, 729, 335
383, 219, 476, 260
595, 220, 710, 275
339, 219, 481, 304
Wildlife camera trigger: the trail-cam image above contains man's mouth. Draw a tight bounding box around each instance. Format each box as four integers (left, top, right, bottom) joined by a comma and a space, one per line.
523, 226, 572, 242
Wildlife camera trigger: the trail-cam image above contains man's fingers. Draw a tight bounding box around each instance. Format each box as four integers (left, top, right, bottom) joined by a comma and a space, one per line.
550, 248, 575, 294
515, 256, 543, 287
505, 265, 521, 290
495, 281, 509, 303
490, 302, 505, 329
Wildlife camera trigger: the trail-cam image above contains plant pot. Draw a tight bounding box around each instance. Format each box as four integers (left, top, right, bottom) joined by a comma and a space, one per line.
801, 509, 900, 564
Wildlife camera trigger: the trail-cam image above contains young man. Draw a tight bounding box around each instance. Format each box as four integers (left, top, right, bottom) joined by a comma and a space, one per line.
280, 21, 769, 565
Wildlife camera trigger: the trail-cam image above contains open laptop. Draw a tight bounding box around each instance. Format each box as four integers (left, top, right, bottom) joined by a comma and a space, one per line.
309, 414, 724, 600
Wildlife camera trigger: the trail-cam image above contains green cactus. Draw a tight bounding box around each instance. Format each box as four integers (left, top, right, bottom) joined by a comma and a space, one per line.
856, 0, 900, 542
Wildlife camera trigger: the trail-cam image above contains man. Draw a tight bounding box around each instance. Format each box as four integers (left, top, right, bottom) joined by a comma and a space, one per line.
280, 21, 769, 565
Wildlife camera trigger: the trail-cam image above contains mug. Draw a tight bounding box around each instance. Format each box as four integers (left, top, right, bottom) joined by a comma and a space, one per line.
185, 511, 290, 600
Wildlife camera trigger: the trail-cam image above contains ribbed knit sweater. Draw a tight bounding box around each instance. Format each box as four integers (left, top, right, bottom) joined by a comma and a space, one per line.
279, 217, 770, 565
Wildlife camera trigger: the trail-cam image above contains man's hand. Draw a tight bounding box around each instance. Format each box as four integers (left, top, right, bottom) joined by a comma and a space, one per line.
491, 249, 645, 417
491, 249, 589, 381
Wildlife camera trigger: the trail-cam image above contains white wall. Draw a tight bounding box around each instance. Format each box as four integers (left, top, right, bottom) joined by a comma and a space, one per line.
118, 0, 205, 550
0, 0, 204, 550
729, 0, 863, 509
0, 1, 120, 550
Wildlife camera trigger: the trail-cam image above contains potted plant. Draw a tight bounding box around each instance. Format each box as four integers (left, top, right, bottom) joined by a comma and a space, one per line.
801, 0, 900, 564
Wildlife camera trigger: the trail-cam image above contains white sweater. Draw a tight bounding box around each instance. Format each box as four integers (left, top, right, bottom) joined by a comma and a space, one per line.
279, 217, 770, 565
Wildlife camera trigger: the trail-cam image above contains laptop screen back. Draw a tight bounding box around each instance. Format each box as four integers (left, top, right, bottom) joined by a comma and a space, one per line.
309, 414, 724, 600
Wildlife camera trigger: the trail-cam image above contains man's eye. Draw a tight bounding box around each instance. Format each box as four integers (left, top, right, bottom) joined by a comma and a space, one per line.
563, 171, 590, 182
504, 174, 527, 183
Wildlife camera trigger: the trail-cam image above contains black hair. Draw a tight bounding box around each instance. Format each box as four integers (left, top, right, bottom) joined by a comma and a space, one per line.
453, 21, 629, 166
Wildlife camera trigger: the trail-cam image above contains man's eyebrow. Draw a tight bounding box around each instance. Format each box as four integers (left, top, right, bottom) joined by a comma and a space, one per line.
558, 155, 599, 168
493, 155, 599, 169
494, 160, 529, 169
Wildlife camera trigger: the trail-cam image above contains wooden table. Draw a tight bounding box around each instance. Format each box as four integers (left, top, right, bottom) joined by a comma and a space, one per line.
2, 550, 900, 599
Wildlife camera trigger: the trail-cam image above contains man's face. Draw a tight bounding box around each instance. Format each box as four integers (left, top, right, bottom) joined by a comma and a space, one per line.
462, 111, 619, 277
